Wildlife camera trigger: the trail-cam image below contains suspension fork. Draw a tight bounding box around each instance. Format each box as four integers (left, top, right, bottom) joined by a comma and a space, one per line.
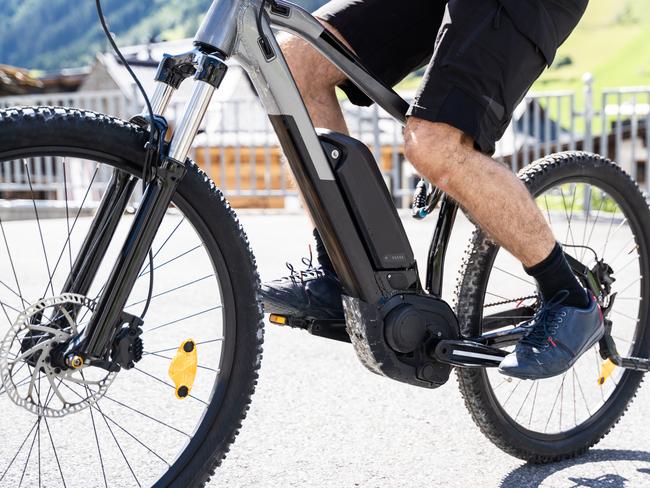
59, 52, 228, 365
62, 170, 137, 297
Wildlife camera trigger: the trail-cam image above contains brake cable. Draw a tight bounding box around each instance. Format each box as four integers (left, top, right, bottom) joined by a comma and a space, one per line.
95, 0, 155, 319
257, 0, 280, 50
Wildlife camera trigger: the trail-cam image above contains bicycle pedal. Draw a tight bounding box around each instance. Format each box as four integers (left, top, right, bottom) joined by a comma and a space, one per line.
269, 314, 350, 343
612, 355, 650, 372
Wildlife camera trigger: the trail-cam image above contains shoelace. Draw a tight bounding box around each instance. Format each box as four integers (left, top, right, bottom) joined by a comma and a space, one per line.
284, 246, 324, 285
520, 290, 570, 349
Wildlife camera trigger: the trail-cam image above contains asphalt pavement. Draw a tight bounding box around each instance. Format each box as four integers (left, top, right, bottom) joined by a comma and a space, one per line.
0, 209, 648, 488
211, 211, 650, 488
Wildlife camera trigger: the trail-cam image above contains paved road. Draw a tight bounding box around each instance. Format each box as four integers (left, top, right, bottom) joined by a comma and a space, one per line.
0, 209, 648, 488
210, 211, 650, 488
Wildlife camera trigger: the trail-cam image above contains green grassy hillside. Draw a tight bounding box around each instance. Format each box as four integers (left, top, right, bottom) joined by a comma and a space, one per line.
536, 0, 650, 92
398, 0, 650, 94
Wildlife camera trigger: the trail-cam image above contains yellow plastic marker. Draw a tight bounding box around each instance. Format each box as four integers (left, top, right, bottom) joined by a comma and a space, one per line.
269, 314, 288, 325
597, 358, 617, 386
168, 339, 198, 399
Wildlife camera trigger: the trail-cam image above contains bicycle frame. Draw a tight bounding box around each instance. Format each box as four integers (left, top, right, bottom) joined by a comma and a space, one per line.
59, 0, 536, 383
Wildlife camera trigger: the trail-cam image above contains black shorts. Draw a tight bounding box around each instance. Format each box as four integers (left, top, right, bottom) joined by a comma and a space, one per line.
316, 0, 587, 154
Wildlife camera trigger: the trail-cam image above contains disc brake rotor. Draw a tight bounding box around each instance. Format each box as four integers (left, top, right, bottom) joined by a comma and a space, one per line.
0, 293, 116, 417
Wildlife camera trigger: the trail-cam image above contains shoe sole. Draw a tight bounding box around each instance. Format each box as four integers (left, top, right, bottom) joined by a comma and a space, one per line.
261, 297, 344, 322
499, 320, 606, 381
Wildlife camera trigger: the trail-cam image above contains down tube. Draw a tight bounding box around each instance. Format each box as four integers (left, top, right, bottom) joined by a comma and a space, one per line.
231, 5, 382, 303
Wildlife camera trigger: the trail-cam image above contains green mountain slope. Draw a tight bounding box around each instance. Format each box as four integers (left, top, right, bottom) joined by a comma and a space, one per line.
535, 0, 650, 92
0, 0, 327, 71
397, 0, 650, 93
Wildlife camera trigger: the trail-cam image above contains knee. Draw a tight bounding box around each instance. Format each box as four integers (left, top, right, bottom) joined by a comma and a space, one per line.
403, 119, 471, 188
279, 25, 343, 98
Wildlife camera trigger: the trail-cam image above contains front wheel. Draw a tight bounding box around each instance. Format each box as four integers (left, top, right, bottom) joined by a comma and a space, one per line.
0, 107, 263, 487
456, 152, 650, 462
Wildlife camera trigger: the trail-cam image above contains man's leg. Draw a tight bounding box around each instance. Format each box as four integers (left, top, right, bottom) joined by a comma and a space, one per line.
279, 23, 350, 134
404, 120, 552, 267
398, 0, 604, 378
403, 119, 589, 306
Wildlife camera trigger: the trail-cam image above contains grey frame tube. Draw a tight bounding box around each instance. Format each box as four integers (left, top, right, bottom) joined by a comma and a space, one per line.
194, 0, 409, 124
230, 2, 384, 301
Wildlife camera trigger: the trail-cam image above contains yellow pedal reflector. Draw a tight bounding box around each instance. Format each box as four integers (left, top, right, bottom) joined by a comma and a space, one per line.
269, 314, 288, 325
597, 359, 617, 386
168, 339, 198, 399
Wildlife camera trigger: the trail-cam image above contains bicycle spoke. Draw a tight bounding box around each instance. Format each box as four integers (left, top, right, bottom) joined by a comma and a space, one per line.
582, 193, 606, 261
544, 373, 567, 433
63, 159, 72, 271
0, 278, 28, 308
501, 379, 522, 408
143, 337, 224, 356
573, 368, 591, 416
99, 406, 141, 488
41, 164, 99, 298
600, 210, 621, 258
42, 416, 66, 488
143, 305, 223, 334
138, 244, 203, 279
0, 421, 39, 482
150, 216, 186, 263
144, 351, 220, 373
610, 309, 640, 322
616, 277, 641, 296
572, 369, 577, 427
80, 372, 108, 488
132, 367, 208, 406
559, 185, 577, 251
609, 236, 637, 266
594, 349, 605, 403
514, 380, 536, 421
18, 417, 39, 488
60, 382, 170, 467
103, 394, 190, 438
25, 160, 54, 298
0, 299, 22, 315
0, 217, 27, 308
125, 273, 215, 309
492, 266, 535, 287
528, 381, 539, 428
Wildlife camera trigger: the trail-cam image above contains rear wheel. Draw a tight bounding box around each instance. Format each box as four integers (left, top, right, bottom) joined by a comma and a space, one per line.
0, 107, 263, 487
456, 152, 650, 462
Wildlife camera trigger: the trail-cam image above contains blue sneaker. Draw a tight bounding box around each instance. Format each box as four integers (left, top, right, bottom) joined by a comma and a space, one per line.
499, 291, 604, 380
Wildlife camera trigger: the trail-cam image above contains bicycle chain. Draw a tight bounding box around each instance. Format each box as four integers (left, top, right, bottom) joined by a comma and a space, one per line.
483, 294, 538, 308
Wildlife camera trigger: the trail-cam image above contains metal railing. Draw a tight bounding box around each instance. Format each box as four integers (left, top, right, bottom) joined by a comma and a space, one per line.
0, 74, 649, 209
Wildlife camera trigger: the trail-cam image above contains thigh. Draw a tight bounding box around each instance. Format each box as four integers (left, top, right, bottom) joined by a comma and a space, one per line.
316, 0, 447, 106
408, 0, 584, 155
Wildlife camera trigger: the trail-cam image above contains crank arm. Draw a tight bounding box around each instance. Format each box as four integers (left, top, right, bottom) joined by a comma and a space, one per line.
481, 306, 536, 332
433, 339, 508, 368
478, 324, 529, 347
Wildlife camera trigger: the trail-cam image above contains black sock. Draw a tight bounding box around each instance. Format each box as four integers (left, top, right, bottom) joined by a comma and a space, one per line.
524, 242, 589, 308
313, 229, 335, 273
